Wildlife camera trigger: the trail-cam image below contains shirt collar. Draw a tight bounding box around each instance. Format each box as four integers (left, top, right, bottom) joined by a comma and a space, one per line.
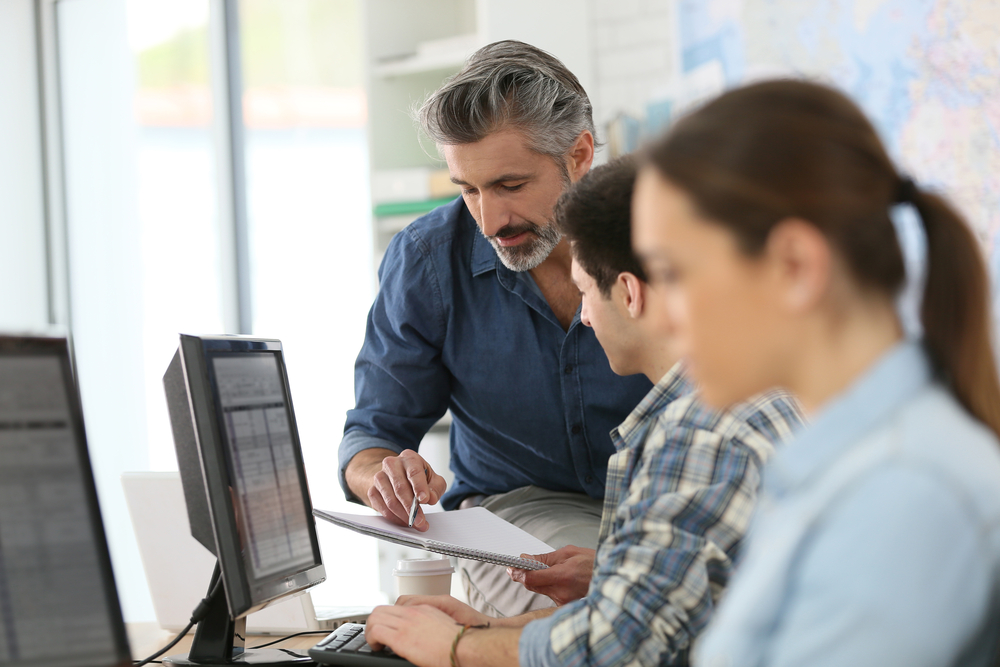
765, 340, 933, 495
611, 362, 693, 452
471, 228, 497, 276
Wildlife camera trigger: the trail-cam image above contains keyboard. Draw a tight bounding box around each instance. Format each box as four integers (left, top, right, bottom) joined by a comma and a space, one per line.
308, 623, 416, 667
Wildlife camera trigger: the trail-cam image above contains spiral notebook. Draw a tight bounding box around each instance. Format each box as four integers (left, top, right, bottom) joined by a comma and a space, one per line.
313, 506, 553, 570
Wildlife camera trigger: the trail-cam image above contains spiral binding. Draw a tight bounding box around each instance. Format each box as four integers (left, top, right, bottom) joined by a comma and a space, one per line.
426, 540, 549, 570
314, 509, 551, 571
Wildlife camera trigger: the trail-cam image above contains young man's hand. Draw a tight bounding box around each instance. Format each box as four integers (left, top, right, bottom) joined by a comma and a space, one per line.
365, 603, 458, 667
507, 545, 596, 605
395, 594, 495, 627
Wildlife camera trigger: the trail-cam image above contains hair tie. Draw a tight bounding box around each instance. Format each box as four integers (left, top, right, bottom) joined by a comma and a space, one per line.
889, 179, 927, 340
895, 176, 918, 204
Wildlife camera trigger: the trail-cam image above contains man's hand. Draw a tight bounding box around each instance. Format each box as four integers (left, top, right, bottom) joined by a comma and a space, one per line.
364, 603, 457, 667
345, 448, 447, 531
396, 594, 498, 628
366, 602, 521, 667
507, 545, 596, 605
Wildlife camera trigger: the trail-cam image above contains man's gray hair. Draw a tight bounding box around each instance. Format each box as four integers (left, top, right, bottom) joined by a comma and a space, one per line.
417, 40, 596, 162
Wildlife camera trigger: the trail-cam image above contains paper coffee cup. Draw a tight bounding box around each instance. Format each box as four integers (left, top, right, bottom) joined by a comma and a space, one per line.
393, 557, 454, 598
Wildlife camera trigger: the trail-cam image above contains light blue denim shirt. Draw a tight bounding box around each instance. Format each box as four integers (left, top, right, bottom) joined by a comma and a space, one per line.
695, 342, 1000, 667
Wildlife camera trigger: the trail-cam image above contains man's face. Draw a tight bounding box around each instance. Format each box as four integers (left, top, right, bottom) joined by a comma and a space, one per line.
571, 258, 636, 375
444, 129, 569, 272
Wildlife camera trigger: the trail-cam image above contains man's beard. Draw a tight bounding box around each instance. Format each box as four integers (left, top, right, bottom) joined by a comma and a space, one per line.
486, 221, 562, 272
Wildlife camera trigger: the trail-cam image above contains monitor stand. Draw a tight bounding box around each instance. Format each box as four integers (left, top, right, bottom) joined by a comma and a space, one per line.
164, 564, 312, 666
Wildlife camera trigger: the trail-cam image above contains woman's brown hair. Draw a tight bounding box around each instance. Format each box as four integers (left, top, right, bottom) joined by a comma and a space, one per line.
645, 79, 1000, 439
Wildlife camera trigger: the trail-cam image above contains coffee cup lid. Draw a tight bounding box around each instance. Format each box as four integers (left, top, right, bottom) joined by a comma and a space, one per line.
393, 557, 454, 576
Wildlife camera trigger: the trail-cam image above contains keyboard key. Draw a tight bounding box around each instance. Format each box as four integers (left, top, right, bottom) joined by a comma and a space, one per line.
341, 634, 368, 652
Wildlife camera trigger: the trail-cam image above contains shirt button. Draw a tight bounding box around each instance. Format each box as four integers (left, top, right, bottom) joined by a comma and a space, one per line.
571, 424, 582, 435
585, 475, 594, 484
564, 364, 574, 374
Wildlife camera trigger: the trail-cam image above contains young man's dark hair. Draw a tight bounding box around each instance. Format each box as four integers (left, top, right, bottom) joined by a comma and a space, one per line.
554, 155, 647, 297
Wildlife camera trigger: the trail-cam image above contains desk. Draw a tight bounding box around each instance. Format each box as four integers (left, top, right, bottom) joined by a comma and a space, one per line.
127, 622, 326, 661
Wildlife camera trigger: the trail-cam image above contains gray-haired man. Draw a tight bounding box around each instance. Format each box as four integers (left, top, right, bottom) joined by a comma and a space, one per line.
338, 41, 651, 616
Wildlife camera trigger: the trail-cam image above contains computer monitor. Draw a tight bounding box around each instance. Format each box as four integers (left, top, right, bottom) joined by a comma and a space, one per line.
0, 334, 131, 667
163, 334, 325, 666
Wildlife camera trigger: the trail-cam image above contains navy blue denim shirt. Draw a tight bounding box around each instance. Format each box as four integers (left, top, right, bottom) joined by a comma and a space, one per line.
338, 198, 652, 510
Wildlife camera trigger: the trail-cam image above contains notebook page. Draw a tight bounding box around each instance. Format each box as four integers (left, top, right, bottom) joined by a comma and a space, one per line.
317, 507, 553, 559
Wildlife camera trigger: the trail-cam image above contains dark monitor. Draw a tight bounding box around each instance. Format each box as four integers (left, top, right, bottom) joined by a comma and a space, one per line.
0, 334, 131, 667
163, 334, 325, 666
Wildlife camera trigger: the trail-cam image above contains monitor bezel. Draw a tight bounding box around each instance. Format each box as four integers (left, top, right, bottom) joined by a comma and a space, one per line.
176, 334, 325, 619
0, 334, 131, 667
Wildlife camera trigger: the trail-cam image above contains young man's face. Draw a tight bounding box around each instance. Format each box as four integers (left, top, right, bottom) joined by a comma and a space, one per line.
571, 258, 637, 376
444, 128, 576, 272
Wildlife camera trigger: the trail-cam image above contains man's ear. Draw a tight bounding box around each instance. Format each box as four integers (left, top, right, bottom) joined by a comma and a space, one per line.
765, 218, 832, 313
566, 131, 595, 183
619, 272, 645, 319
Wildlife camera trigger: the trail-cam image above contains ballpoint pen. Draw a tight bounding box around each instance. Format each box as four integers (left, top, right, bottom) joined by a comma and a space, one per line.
407, 465, 430, 528
408, 493, 419, 528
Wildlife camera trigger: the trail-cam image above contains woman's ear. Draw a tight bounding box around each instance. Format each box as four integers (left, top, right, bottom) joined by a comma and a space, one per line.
619, 272, 645, 319
765, 218, 832, 313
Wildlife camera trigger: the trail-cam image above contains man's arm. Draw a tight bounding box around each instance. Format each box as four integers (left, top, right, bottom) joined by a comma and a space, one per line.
395, 594, 557, 629
518, 455, 760, 666
343, 447, 396, 501
338, 223, 452, 525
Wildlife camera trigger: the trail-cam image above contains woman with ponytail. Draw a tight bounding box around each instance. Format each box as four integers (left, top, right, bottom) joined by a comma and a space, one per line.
632, 79, 1000, 666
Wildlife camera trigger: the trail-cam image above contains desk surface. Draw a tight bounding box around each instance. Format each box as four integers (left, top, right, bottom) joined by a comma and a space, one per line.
127, 622, 327, 662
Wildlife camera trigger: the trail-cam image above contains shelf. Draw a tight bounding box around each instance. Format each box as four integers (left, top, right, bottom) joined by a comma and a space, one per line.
373, 196, 458, 218
377, 214, 420, 235
373, 33, 480, 78
374, 51, 468, 78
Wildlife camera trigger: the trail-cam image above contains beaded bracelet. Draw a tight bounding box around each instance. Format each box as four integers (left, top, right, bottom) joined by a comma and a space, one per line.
450, 622, 490, 667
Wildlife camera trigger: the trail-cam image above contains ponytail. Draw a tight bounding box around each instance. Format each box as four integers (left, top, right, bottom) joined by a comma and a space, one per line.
915, 189, 1000, 440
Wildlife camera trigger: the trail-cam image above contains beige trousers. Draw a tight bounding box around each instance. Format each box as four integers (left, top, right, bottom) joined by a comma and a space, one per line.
458, 485, 603, 618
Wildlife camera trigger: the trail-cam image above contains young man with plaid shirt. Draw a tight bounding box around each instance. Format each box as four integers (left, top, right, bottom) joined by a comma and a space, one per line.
362, 156, 804, 667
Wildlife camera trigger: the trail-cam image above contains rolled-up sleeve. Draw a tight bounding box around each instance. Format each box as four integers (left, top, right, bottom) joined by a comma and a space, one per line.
519, 423, 768, 667
338, 226, 451, 501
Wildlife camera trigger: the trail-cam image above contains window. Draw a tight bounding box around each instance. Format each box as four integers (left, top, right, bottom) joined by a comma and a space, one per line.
238, 0, 379, 607
49, 0, 376, 620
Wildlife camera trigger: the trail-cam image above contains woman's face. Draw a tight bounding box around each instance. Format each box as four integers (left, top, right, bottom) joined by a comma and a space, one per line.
631, 167, 791, 408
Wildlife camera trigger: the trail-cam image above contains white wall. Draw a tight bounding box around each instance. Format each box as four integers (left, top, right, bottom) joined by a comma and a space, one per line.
478, 0, 594, 99
588, 0, 677, 132
0, 0, 50, 330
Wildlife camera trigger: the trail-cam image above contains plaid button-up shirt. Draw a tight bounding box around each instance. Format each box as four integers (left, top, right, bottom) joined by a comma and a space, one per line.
519, 363, 803, 667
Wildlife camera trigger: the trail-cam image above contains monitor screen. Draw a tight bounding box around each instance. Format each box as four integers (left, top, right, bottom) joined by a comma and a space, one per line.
207, 352, 314, 584
0, 337, 130, 667
163, 335, 323, 665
